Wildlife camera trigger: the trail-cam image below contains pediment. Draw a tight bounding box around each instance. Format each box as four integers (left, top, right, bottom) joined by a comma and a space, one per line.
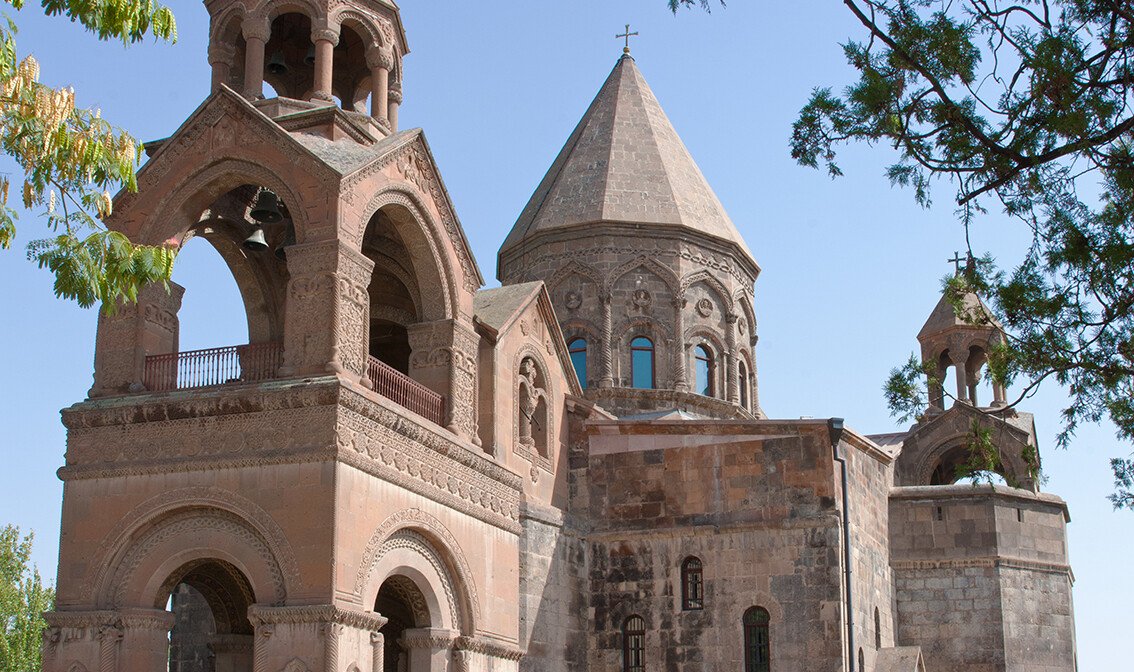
906, 403, 1030, 448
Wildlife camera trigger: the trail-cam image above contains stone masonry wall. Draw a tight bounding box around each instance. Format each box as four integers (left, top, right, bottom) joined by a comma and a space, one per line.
582, 419, 846, 671
889, 485, 1075, 672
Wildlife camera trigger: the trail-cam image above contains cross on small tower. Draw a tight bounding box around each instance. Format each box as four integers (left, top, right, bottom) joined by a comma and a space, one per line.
616, 24, 639, 54
947, 251, 965, 274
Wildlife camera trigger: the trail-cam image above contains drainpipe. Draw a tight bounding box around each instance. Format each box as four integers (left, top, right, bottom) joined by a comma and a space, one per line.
828, 417, 854, 671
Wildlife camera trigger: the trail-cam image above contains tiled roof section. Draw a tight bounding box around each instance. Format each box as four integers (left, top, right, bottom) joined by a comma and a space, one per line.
473, 282, 544, 332
502, 55, 755, 263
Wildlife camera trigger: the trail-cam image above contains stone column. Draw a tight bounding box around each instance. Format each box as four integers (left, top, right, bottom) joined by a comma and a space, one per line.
281, 240, 375, 382
118, 608, 175, 671
366, 47, 392, 126
951, 350, 970, 403
209, 44, 236, 91
407, 319, 481, 444
388, 82, 402, 132
311, 27, 339, 103
89, 281, 184, 397
598, 295, 614, 388
370, 631, 385, 672
991, 382, 1007, 408
400, 628, 456, 672
725, 314, 740, 403
673, 298, 688, 392
322, 622, 342, 672
242, 18, 271, 99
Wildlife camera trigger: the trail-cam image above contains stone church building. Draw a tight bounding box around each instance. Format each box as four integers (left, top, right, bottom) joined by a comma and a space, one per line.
41, 1, 1076, 671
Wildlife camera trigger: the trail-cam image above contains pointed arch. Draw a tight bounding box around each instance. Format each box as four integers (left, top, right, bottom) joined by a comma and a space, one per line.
679, 269, 733, 314
609, 254, 679, 295
250, 0, 321, 24
333, 9, 384, 48
549, 259, 603, 294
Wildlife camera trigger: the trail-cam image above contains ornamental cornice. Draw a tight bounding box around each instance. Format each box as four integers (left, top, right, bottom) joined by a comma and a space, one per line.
399, 628, 457, 650
453, 635, 525, 661
43, 611, 120, 629
248, 605, 388, 631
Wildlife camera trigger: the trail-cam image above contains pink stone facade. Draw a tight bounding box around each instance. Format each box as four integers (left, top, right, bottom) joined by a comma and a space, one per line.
44, 3, 1075, 671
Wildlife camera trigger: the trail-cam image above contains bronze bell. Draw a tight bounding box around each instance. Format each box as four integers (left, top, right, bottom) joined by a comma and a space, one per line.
274, 220, 296, 261
304, 44, 316, 67
266, 50, 288, 75
242, 225, 269, 252
250, 190, 283, 224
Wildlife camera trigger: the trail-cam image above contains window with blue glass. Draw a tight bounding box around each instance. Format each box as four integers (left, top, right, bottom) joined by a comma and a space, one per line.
630, 337, 654, 389
568, 338, 587, 388
695, 344, 714, 397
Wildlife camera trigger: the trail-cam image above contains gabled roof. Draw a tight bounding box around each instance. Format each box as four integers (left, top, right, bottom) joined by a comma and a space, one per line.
135, 86, 483, 288
918, 291, 1004, 341
474, 282, 583, 396
501, 55, 755, 264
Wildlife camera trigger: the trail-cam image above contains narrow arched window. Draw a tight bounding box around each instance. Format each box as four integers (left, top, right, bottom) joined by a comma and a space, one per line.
623, 615, 645, 672
568, 338, 587, 388
739, 360, 749, 409
694, 344, 714, 397
743, 606, 770, 672
874, 606, 881, 649
630, 337, 654, 389
681, 557, 703, 610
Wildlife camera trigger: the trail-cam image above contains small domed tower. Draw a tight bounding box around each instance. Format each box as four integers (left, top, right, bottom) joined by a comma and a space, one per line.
205, 0, 408, 132
917, 289, 1008, 413
498, 54, 762, 419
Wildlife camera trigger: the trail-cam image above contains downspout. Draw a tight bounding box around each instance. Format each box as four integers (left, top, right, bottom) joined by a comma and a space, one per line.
828, 417, 854, 671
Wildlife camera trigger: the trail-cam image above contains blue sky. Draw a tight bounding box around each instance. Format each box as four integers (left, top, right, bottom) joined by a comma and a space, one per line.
0, 1, 1128, 667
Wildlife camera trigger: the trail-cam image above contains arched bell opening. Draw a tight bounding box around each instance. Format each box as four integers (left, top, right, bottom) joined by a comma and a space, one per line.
965, 344, 992, 407
262, 13, 315, 101
330, 24, 369, 111
161, 559, 255, 672
928, 443, 1009, 486
142, 183, 295, 393
363, 209, 421, 372
375, 575, 431, 672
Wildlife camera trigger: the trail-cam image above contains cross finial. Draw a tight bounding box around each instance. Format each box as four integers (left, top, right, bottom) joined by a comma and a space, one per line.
947, 251, 965, 274
616, 24, 638, 54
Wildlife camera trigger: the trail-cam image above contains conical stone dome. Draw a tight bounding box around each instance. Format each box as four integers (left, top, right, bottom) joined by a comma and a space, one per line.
499, 54, 756, 269
498, 55, 762, 420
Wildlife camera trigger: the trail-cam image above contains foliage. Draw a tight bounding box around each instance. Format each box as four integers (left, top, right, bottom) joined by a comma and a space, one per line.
778, 0, 1134, 508
0, 0, 177, 308
0, 526, 54, 672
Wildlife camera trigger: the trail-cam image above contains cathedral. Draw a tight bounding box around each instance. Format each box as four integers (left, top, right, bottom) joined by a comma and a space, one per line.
42, 1, 1077, 671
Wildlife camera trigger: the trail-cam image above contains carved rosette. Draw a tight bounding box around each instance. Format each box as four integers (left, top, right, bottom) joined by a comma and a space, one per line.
283, 240, 374, 380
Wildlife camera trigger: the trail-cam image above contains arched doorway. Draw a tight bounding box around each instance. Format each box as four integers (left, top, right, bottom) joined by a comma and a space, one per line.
375, 575, 431, 672
161, 559, 255, 672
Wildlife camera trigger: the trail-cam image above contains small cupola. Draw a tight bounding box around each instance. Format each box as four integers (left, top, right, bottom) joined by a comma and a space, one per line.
204, 0, 408, 132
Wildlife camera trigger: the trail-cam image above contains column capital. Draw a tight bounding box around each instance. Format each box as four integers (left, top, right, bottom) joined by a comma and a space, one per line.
241, 17, 271, 43
312, 27, 340, 45
367, 45, 395, 71
208, 43, 236, 64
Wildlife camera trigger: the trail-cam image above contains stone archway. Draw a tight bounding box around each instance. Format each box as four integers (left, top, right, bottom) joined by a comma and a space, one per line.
163, 559, 256, 672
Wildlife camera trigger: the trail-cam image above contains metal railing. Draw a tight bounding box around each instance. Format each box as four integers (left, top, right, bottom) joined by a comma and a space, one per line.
367, 355, 445, 426
143, 342, 284, 391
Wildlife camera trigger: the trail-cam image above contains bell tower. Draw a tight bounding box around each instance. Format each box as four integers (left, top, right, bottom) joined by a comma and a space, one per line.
205, 0, 408, 132
42, 2, 536, 671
